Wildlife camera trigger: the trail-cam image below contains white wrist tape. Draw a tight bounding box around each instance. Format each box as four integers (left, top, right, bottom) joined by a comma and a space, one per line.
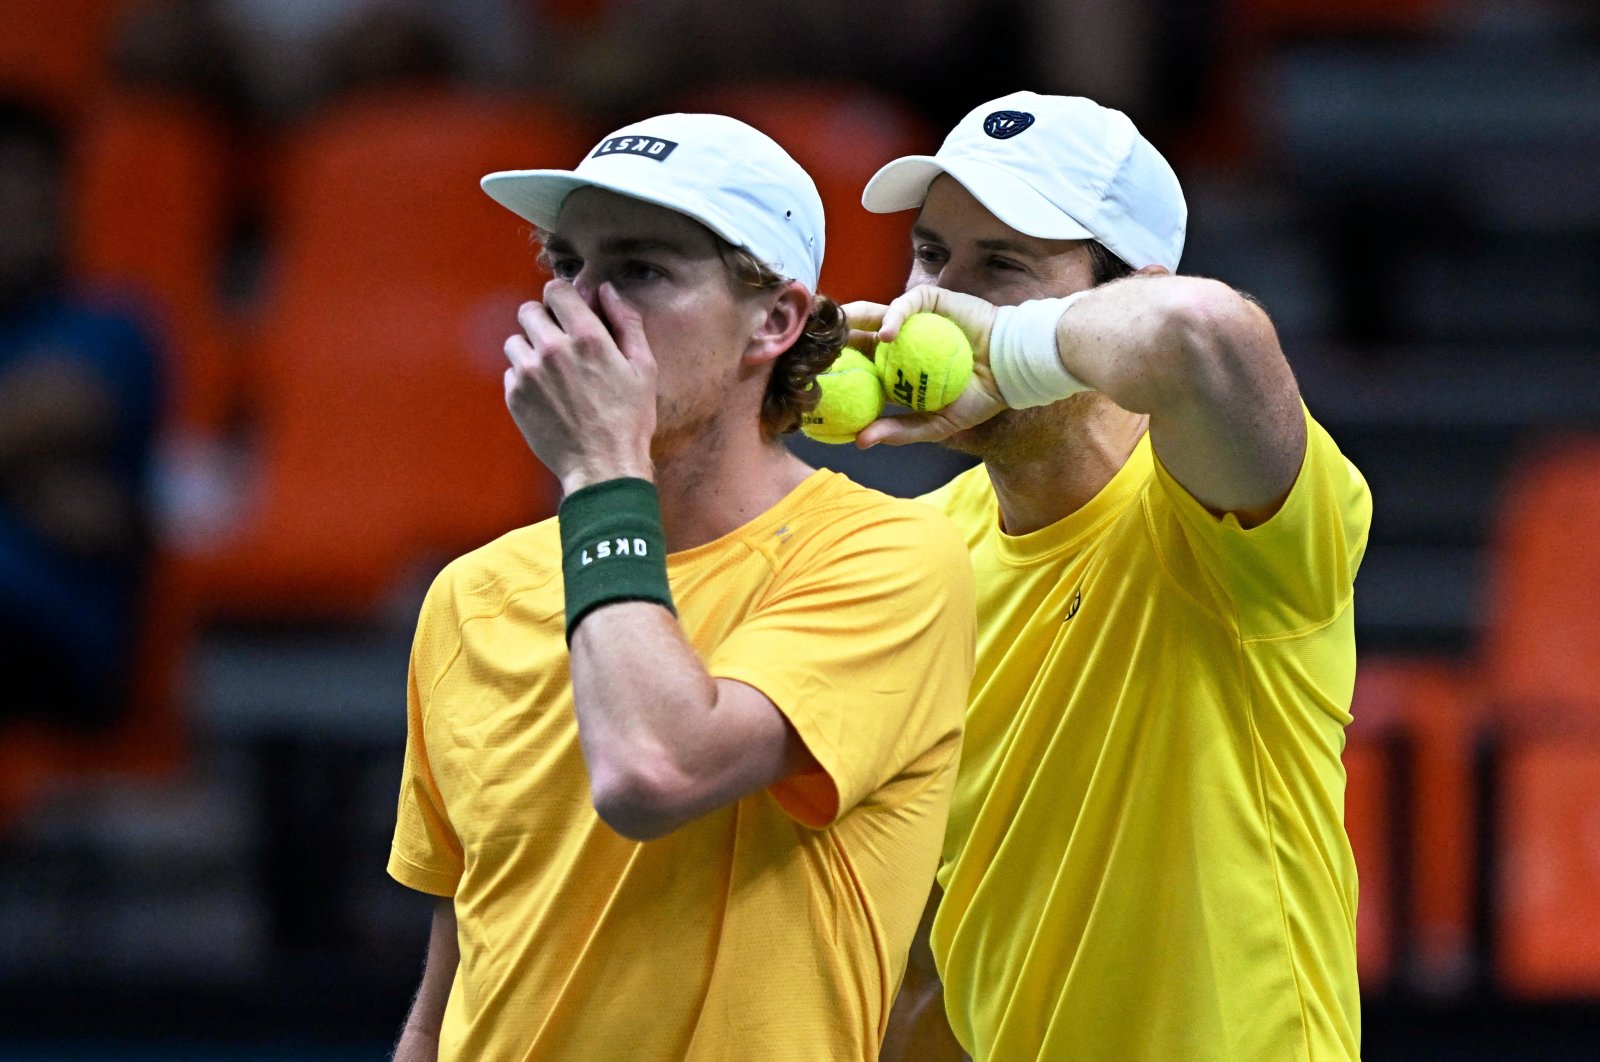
988, 292, 1092, 409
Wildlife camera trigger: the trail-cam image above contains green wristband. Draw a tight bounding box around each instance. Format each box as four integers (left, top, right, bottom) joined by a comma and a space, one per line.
558, 477, 676, 643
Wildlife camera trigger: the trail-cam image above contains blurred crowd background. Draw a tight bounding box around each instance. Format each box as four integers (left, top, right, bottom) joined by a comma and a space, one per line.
1, 0, 1599, 1059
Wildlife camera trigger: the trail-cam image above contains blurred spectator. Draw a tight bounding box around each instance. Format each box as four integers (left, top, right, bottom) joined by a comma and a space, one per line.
110, 0, 250, 119
0, 97, 161, 731
112, 0, 535, 126
540, 0, 1213, 145
544, 0, 1021, 127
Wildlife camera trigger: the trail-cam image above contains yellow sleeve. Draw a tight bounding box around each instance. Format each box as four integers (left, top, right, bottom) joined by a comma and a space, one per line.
707, 503, 975, 828
388, 572, 465, 897
1147, 405, 1372, 639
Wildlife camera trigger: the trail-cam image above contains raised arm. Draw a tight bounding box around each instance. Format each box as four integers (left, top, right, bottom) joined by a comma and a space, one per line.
501, 280, 817, 842
852, 275, 1306, 525
1052, 274, 1302, 522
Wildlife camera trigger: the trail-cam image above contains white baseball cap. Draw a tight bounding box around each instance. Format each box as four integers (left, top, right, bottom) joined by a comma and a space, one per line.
481, 112, 825, 291
862, 91, 1186, 272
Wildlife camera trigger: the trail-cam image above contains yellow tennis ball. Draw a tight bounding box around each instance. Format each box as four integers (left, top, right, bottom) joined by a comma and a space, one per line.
875, 312, 974, 412
800, 348, 884, 444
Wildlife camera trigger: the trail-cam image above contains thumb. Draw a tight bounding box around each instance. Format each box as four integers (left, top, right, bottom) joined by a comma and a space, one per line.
854, 411, 958, 449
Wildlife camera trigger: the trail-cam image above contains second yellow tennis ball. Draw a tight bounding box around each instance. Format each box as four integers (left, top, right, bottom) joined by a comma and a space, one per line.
800, 348, 884, 444
875, 312, 974, 412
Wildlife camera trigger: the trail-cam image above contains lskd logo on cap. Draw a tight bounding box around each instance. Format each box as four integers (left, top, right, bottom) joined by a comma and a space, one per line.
592, 136, 679, 161
982, 111, 1034, 139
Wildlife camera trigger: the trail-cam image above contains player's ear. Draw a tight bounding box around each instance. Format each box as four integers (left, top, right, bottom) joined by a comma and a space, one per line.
743, 280, 809, 367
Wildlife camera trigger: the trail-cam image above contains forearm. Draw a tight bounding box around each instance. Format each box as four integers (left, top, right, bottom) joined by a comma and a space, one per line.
568, 602, 791, 840
1052, 274, 1274, 415
569, 600, 717, 771
558, 473, 719, 838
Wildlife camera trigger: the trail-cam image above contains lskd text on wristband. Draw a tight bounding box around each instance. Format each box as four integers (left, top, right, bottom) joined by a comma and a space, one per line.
558, 477, 677, 643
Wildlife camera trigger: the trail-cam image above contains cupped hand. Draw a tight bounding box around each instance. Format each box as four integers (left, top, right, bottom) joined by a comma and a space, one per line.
502, 279, 657, 492
848, 285, 1008, 448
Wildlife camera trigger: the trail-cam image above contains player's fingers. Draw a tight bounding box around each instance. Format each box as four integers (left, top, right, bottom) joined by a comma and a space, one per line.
598, 284, 654, 370
517, 299, 565, 352
882, 286, 1000, 365
503, 332, 538, 372
540, 280, 612, 350
854, 411, 956, 449
841, 299, 889, 334
845, 327, 881, 356
877, 285, 949, 340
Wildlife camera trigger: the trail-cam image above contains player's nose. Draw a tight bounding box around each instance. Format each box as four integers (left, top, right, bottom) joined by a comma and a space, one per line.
570, 272, 603, 312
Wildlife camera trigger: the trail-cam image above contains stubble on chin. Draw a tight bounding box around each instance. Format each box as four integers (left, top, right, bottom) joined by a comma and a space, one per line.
940, 402, 1078, 465
650, 395, 723, 470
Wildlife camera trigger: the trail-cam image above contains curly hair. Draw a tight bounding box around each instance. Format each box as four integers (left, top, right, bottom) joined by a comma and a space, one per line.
718, 244, 847, 438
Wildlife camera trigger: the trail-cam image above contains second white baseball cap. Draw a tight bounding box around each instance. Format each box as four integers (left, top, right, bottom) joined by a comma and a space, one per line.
482, 112, 825, 291
862, 91, 1186, 272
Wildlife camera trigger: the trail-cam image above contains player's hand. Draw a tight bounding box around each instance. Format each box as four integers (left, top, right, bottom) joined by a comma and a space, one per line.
503, 279, 656, 494
848, 285, 1008, 448
840, 299, 891, 359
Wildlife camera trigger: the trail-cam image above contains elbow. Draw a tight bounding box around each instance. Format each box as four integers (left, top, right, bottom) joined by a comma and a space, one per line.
1151, 279, 1274, 401
588, 756, 696, 842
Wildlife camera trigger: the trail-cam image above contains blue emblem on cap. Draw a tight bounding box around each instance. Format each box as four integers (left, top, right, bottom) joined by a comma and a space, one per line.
983, 111, 1034, 139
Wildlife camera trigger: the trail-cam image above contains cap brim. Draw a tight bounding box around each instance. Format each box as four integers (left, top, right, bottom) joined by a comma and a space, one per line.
862, 156, 1095, 242
480, 169, 591, 232
481, 168, 755, 257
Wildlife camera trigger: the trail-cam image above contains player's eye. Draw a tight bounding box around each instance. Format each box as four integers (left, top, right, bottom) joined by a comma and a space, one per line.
547, 255, 582, 280
988, 256, 1026, 274
616, 260, 665, 283
912, 244, 948, 267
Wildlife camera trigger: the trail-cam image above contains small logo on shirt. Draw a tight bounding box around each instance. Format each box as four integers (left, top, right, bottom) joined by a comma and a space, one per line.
591, 136, 679, 161
1063, 588, 1082, 622
983, 110, 1035, 139
580, 537, 650, 565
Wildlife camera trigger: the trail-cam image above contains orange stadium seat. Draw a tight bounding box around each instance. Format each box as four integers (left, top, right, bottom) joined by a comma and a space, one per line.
195, 283, 551, 618
1480, 435, 1600, 996
190, 92, 587, 619
675, 82, 937, 304
266, 90, 592, 298
71, 92, 236, 434
1342, 737, 1399, 988
0, 0, 132, 115
1349, 656, 1482, 994
1485, 435, 1600, 724
1493, 741, 1600, 997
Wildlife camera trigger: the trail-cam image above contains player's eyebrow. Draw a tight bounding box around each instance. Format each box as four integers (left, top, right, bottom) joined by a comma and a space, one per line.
912, 223, 1044, 259
544, 234, 697, 258
975, 237, 1044, 257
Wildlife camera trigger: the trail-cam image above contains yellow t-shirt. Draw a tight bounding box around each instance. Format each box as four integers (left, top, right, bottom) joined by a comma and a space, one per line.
388, 469, 974, 1062
924, 408, 1371, 1061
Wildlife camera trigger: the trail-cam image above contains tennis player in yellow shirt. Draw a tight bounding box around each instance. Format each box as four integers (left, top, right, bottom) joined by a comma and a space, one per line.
386, 113, 974, 1061
851, 93, 1372, 1061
